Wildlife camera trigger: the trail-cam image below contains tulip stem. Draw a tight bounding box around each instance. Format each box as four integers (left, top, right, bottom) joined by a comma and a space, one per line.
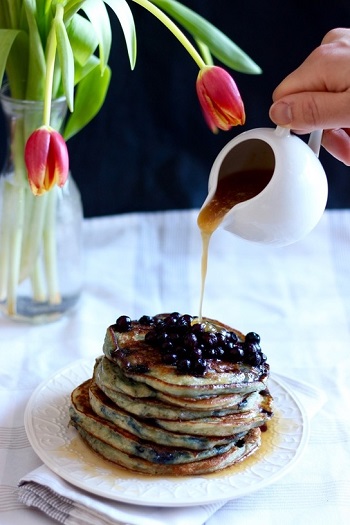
195, 40, 214, 66
132, 0, 206, 69
0, 183, 11, 301
43, 188, 61, 304
30, 259, 47, 303
42, 4, 62, 127
5, 184, 25, 316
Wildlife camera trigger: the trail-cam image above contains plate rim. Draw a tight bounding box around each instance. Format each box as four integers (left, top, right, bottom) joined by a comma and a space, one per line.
24, 358, 310, 507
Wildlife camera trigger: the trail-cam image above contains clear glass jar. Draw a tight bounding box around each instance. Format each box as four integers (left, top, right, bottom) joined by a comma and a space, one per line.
0, 86, 83, 322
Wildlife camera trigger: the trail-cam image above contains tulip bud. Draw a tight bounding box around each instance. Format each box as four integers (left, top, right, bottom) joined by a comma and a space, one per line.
196, 65, 246, 133
24, 125, 69, 196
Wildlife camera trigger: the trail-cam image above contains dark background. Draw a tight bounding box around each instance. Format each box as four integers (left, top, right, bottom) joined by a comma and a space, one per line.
1, 0, 350, 216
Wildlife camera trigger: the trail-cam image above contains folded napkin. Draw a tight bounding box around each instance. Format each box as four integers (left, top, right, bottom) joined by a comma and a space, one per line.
18, 374, 326, 525
18, 466, 224, 525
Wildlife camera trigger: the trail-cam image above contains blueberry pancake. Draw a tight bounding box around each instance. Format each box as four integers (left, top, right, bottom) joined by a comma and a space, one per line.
70, 313, 273, 475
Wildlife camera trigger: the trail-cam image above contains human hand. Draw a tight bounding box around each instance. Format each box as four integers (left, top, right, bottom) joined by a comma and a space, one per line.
269, 28, 350, 165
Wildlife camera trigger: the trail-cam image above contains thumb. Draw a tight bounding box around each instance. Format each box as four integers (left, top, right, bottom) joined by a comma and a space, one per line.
269, 91, 350, 131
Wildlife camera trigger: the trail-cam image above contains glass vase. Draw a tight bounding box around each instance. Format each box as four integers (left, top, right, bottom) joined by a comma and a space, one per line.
0, 86, 83, 323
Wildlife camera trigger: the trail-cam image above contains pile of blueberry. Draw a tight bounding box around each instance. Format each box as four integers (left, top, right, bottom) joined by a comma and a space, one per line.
114, 313, 267, 377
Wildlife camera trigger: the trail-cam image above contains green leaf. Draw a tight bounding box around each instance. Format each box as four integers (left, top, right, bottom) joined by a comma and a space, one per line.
55, 15, 75, 111
0, 29, 21, 87
73, 54, 100, 85
35, 0, 53, 42
103, 0, 137, 70
150, 0, 262, 74
64, 1, 87, 22
81, 0, 112, 73
23, 0, 47, 98
66, 13, 98, 66
63, 63, 111, 140
0, 27, 29, 99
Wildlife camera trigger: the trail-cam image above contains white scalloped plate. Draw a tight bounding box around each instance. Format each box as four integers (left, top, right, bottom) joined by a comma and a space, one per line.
24, 359, 309, 507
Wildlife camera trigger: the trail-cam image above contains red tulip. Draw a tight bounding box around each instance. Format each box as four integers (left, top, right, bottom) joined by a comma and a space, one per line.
196, 66, 245, 133
24, 126, 69, 196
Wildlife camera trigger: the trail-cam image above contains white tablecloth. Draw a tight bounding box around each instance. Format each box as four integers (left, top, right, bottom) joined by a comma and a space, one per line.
1, 208, 350, 524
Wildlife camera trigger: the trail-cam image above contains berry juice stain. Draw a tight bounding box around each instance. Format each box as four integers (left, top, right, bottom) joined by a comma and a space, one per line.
197, 169, 273, 320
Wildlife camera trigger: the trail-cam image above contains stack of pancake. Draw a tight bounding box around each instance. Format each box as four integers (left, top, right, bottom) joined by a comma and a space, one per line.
69, 314, 273, 476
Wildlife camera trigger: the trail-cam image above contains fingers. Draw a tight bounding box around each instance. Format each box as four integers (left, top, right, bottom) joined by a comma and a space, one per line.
272, 29, 350, 101
322, 128, 350, 165
269, 27, 350, 164
269, 91, 350, 132
321, 27, 350, 44
271, 48, 331, 102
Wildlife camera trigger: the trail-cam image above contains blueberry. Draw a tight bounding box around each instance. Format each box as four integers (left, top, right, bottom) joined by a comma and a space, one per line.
224, 340, 235, 352
202, 332, 218, 348
244, 341, 261, 353
184, 332, 198, 350
192, 347, 203, 359
177, 359, 192, 374
206, 347, 218, 358
191, 323, 206, 336
163, 353, 178, 365
245, 332, 260, 344
168, 332, 180, 344
216, 346, 225, 358
227, 344, 244, 362
246, 352, 262, 366
161, 340, 174, 352
164, 313, 180, 328
154, 319, 165, 331
115, 315, 132, 332
175, 345, 186, 357
144, 329, 158, 345
125, 363, 150, 374
216, 332, 227, 345
177, 315, 192, 333
193, 358, 207, 376
139, 315, 154, 326
156, 332, 170, 346
227, 331, 238, 343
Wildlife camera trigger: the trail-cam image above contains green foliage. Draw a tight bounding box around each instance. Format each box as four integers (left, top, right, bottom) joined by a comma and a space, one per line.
0, 0, 136, 138
63, 62, 111, 140
150, 0, 262, 74
0, 1, 260, 140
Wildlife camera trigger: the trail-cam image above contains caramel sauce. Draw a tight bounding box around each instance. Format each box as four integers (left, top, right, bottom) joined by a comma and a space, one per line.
197, 169, 273, 319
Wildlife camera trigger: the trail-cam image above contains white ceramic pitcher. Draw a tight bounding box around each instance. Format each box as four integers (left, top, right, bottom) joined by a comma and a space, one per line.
202, 126, 328, 246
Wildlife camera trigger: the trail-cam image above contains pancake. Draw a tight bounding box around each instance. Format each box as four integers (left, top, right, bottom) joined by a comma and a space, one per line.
93, 357, 263, 420
95, 354, 258, 409
70, 380, 248, 465
87, 380, 243, 449
74, 424, 261, 476
103, 316, 269, 397
69, 312, 274, 475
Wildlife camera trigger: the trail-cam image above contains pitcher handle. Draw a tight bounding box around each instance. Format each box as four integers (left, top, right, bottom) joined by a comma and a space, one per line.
308, 129, 323, 157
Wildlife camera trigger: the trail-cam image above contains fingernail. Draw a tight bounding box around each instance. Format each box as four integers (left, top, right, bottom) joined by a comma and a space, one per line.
270, 101, 292, 126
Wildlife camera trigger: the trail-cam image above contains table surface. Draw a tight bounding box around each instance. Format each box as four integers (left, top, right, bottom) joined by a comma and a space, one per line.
1, 208, 350, 525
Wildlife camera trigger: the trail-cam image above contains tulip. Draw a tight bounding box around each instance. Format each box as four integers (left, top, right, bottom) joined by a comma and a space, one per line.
196, 65, 246, 133
24, 125, 69, 196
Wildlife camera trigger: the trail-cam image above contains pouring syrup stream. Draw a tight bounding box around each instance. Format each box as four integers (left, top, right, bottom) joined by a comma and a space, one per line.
197, 168, 273, 320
